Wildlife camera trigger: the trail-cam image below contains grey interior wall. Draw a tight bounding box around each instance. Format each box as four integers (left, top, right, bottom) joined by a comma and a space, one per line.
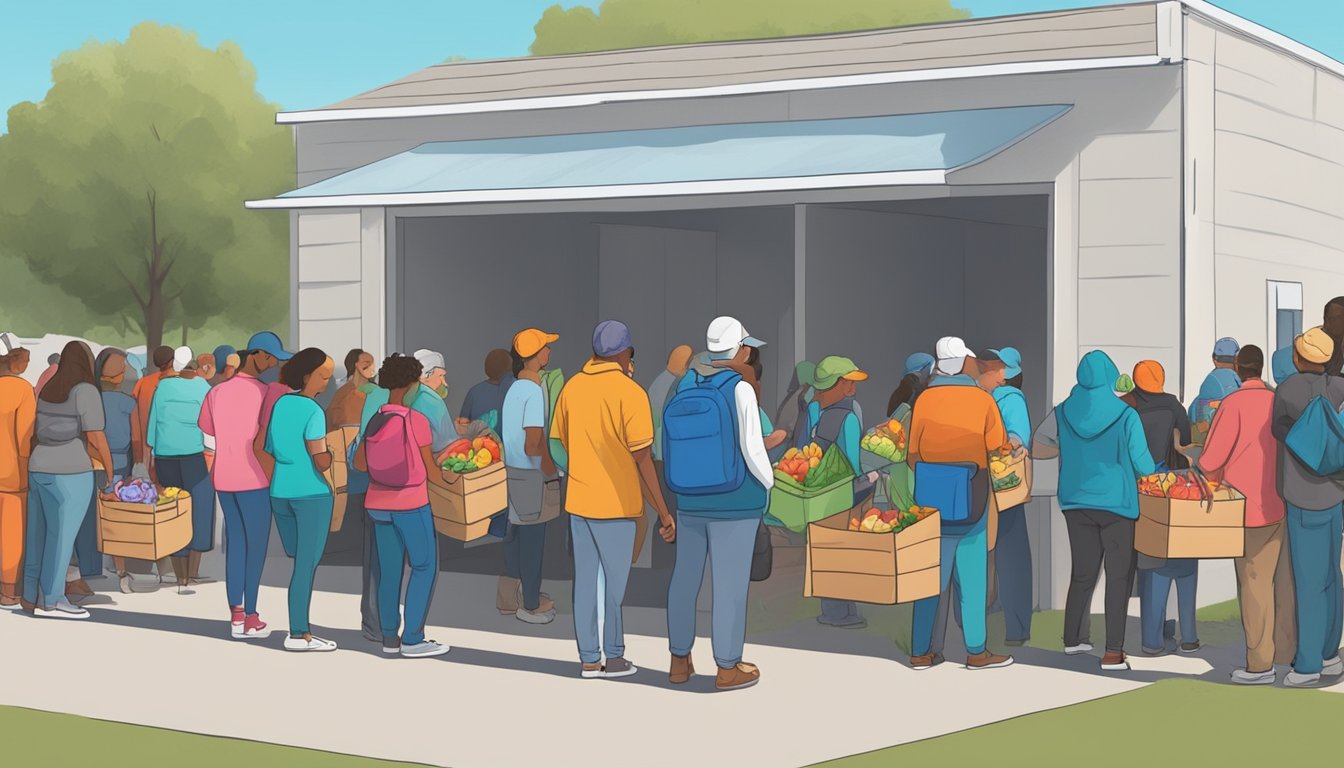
398, 207, 794, 417
805, 199, 1049, 424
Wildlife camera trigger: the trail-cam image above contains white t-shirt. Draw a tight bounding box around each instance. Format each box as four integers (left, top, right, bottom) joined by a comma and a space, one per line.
501, 378, 545, 471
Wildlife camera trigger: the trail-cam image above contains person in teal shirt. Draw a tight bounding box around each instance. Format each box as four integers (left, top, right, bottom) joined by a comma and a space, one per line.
1189, 338, 1242, 433
983, 347, 1033, 645
147, 348, 217, 591
261, 348, 338, 652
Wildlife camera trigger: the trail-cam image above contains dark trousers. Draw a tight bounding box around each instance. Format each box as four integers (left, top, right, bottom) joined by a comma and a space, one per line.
995, 505, 1034, 643
75, 463, 130, 577
1064, 509, 1136, 653
503, 522, 548, 611
355, 493, 381, 638
158, 454, 216, 554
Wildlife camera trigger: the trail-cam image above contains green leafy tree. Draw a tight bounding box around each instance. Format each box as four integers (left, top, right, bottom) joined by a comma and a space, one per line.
0, 22, 292, 350
531, 0, 970, 55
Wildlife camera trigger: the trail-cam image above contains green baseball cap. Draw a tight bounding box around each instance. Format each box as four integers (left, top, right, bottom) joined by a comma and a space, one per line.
811, 355, 868, 390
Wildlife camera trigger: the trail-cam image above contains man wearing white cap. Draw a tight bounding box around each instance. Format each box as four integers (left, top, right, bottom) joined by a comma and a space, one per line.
663, 316, 773, 691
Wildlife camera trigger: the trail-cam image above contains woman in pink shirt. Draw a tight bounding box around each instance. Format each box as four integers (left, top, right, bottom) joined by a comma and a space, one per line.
1198, 345, 1296, 685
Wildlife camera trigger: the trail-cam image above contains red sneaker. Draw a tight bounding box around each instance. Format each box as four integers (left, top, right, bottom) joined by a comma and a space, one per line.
233, 613, 270, 640
230, 605, 245, 626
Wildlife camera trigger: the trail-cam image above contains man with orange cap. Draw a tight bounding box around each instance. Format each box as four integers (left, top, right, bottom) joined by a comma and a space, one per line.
1272, 327, 1344, 687
1127, 360, 1200, 656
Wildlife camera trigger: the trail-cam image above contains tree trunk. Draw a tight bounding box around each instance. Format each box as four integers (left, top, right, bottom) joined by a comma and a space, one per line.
181, 325, 188, 346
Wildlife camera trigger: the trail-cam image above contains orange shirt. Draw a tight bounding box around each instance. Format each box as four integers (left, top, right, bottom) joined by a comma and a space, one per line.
549, 359, 654, 520
0, 376, 36, 492
131, 370, 168, 460
908, 377, 1007, 470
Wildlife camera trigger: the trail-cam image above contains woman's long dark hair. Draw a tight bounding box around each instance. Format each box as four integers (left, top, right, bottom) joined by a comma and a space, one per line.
278, 347, 328, 391
41, 340, 96, 404
886, 373, 919, 418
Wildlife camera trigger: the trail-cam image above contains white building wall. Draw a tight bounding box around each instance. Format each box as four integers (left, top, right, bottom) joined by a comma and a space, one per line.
293, 209, 386, 364
1184, 14, 1344, 387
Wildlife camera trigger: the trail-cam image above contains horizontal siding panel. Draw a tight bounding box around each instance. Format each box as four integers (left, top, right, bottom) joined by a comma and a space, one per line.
1213, 31, 1315, 119
1078, 178, 1179, 247
1215, 227, 1344, 273
1215, 131, 1344, 217
1077, 276, 1179, 348
298, 242, 361, 283
1077, 244, 1177, 279
1216, 191, 1344, 250
298, 319, 362, 357
1079, 131, 1178, 180
1317, 72, 1344, 131
297, 282, 363, 321
297, 212, 361, 246
323, 5, 1156, 111
1216, 91, 1344, 167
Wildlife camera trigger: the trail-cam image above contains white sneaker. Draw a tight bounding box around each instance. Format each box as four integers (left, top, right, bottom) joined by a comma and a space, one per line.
283, 635, 337, 652
37, 599, 89, 620
1064, 643, 1094, 656
401, 640, 450, 658
1285, 671, 1323, 688
1230, 668, 1276, 686
516, 607, 556, 625
1323, 656, 1344, 677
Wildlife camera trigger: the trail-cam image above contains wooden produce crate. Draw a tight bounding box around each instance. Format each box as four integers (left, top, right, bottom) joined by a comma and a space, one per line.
1135, 486, 1246, 559
804, 508, 941, 605
429, 462, 507, 541
97, 495, 192, 560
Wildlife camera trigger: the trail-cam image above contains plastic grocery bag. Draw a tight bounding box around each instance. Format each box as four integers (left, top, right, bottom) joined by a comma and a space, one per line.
1285, 395, 1344, 476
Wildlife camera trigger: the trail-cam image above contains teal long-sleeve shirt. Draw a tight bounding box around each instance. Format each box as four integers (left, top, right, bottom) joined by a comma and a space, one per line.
993, 385, 1032, 445
146, 376, 210, 458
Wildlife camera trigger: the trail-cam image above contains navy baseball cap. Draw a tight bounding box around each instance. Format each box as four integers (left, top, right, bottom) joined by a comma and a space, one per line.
904, 352, 934, 377
1213, 337, 1240, 360
245, 331, 293, 361
592, 320, 633, 357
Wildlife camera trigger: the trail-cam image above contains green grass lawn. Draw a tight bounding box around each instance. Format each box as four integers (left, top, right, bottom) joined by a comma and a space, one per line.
813, 677, 1344, 767
2, 706, 436, 768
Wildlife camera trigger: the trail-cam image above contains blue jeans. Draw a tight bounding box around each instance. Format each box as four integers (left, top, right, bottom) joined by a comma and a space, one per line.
75, 463, 124, 578
1286, 503, 1344, 674
503, 522, 548, 612
370, 505, 439, 646
1139, 559, 1199, 650
912, 513, 989, 657
24, 472, 94, 607
667, 514, 758, 668
995, 505, 1033, 643
221, 489, 272, 616
156, 454, 216, 554
271, 494, 333, 637
570, 516, 636, 664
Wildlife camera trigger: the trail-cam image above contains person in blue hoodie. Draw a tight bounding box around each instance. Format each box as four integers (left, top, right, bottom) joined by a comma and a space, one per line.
982, 347, 1033, 646
1051, 351, 1155, 672
1272, 346, 1297, 386
1189, 338, 1242, 441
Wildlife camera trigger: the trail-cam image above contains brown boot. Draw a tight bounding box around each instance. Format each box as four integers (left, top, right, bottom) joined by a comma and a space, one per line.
715, 662, 760, 691
1101, 651, 1131, 671
966, 651, 1014, 670
496, 576, 521, 615
65, 578, 94, 597
670, 654, 695, 684
910, 653, 945, 670
0, 582, 18, 608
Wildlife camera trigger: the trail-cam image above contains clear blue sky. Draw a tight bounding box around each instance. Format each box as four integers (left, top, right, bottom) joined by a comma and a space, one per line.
2, 0, 1340, 116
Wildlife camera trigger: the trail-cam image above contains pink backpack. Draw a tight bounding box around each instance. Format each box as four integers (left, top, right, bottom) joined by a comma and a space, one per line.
364, 404, 425, 489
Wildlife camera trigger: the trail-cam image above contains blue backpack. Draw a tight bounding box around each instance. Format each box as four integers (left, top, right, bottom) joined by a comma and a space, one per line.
1285, 394, 1344, 477
662, 371, 746, 496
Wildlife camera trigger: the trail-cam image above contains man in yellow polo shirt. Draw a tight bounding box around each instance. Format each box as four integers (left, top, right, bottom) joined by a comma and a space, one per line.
551, 319, 675, 679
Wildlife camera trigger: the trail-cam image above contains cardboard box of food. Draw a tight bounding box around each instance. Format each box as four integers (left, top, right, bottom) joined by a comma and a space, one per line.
97, 495, 193, 561
991, 451, 1032, 510
323, 427, 357, 533
1135, 486, 1246, 558
804, 507, 941, 605
430, 461, 507, 541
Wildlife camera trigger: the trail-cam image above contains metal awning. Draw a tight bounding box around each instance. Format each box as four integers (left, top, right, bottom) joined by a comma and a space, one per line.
247, 104, 1070, 209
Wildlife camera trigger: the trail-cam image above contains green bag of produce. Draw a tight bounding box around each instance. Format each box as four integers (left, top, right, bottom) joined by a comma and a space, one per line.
805, 444, 855, 489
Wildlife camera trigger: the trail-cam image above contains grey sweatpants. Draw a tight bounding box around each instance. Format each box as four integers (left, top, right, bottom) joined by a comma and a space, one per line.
571, 516, 636, 665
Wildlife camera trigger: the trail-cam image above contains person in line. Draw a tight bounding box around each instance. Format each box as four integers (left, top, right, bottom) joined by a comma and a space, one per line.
210, 345, 237, 387
908, 338, 1013, 671
1272, 346, 1297, 387
550, 320, 676, 679
24, 341, 113, 618
1190, 338, 1242, 437
1124, 360, 1201, 656
459, 348, 514, 435
1324, 296, 1344, 377
131, 344, 177, 584
200, 335, 289, 639
1197, 345, 1296, 684
0, 332, 35, 608
982, 347, 1033, 647
501, 329, 562, 624
807, 355, 879, 630
886, 351, 935, 418
34, 353, 60, 397
357, 346, 457, 640
195, 353, 217, 385
665, 317, 773, 690
1271, 327, 1344, 687
79, 348, 138, 594
147, 346, 216, 593
353, 353, 450, 658
773, 361, 816, 451
259, 348, 337, 652
650, 345, 694, 467
1044, 350, 1155, 672
327, 348, 375, 432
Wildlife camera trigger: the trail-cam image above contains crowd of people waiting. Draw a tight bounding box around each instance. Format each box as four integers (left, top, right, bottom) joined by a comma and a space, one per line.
0, 296, 1341, 690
